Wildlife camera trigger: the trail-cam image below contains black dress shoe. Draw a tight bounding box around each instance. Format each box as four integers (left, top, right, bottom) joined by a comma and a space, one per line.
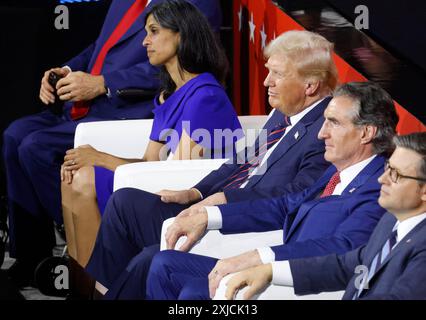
6, 260, 36, 288
34, 256, 69, 297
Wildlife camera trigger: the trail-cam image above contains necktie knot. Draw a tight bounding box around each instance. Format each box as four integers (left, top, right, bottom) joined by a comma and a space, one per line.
320, 171, 341, 198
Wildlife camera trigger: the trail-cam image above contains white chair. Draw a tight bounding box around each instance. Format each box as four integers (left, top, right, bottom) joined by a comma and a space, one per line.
74, 115, 268, 193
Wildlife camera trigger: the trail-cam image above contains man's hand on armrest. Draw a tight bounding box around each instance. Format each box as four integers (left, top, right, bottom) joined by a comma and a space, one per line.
157, 188, 202, 204
165, 206, 208, 251
209, 250, 263, 299
225, 264, 273, 300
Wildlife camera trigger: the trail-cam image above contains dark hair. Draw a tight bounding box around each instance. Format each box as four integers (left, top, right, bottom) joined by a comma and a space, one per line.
393, 132, 426, 182
145, 0, 228, 99
333, 82, 399, 156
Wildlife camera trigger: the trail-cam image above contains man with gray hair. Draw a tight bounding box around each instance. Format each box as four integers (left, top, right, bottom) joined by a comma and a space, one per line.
146, 81, 399, 300
225, 132, 426, 300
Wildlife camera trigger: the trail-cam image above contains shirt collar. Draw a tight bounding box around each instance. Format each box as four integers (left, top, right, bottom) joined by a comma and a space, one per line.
267, 97, 329, 127
338, 155, 377, 191
289, 97, 328, 128
394, 212, 426, 242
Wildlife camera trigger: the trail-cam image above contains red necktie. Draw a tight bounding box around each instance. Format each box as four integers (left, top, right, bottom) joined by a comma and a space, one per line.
320, 171, 341, 198
70, 0, 148, 120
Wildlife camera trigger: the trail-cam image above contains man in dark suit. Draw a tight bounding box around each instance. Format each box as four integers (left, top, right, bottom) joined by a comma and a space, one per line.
2, 0, 222, 287
85, 30, 338, 298
145, 81, 399, 300
224, 132, 426, 300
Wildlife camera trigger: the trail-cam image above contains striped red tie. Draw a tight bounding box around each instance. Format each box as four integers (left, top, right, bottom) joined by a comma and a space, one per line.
70, 0, 148, 120
222, 116, 291, 190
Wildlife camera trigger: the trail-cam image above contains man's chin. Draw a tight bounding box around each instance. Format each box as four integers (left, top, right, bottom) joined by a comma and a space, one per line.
378, 196, 388, 209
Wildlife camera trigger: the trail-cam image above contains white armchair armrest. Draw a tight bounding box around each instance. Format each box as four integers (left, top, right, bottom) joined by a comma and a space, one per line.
74, 119, 153, 158
160, 217, 282, 259
113, 159, 227, 193
213, 273, 344, 300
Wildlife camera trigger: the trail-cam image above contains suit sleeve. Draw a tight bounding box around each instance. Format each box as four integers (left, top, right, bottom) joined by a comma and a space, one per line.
102, 62, 160, 107
290, 246, 365, 295
224, 139, 328, 202
193, 163, 240, 197
271, 195, 386, 261
218, 188, 310, 234
63, 43, 96, 72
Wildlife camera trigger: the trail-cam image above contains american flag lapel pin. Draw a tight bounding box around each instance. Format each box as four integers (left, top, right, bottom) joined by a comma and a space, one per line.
349, 187, 356, 193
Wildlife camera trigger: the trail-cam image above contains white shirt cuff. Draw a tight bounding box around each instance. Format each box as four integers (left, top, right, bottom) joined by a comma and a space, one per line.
256, 247, 275, 264
271, 260, 294, 286
63, 65, 72, 73
205, 206, 222, 229
192, 188, 203, 200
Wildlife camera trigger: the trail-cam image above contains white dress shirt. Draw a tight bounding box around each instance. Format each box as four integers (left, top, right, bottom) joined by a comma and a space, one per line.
272, 211, 426, 287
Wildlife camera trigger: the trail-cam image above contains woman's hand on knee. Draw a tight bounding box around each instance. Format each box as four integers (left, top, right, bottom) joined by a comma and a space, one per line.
61, 164, 74, 184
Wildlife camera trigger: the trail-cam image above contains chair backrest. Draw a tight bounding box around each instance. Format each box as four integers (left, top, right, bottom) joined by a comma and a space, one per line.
74, 119, 153, 158
74, 115, 269, 159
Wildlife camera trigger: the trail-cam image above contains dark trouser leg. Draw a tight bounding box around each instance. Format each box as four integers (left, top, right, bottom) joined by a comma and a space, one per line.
2, 112, 65, 259
85, 188, 188, 288
146, 250, 217, 300
104, 244, 160, 300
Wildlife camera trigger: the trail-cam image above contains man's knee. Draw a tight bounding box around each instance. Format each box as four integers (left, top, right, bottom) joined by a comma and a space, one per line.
150, 250, 176, 273
105, 188, 161, 221
3, 119, 29, 160
17, 131, 43, 166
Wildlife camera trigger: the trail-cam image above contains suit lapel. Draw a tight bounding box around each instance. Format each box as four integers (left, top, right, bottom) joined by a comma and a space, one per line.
341, 156, 385, 196
117, 0, 153, 45
246, 97, 330, 187
285, 156, 385, 242
284, 166, 337, 241
365, 217, 426, 288
100, 0, 153, 51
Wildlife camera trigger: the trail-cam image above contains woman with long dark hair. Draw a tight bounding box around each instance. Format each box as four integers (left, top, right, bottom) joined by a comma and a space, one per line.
61, 0, 241, 270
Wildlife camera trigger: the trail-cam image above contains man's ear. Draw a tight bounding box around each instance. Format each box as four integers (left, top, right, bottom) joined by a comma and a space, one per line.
360, 125, 377, 145
305, 80, 320, 96
420, 184, 426, 202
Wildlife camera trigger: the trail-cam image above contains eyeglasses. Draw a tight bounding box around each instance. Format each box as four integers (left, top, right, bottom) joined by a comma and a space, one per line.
384, 161, 426, 183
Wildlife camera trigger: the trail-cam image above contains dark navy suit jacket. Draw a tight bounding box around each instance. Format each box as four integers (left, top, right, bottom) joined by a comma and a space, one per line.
218, 156, 387, 261
64, 0, 222, 120
194, 98, 332, 202
291, 212, 426, 299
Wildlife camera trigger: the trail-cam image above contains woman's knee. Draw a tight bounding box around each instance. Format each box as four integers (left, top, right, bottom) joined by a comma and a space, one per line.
71, 166, 96, 198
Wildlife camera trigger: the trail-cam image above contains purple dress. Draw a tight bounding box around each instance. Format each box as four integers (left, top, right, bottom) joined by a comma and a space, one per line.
94, 73, 242, 215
